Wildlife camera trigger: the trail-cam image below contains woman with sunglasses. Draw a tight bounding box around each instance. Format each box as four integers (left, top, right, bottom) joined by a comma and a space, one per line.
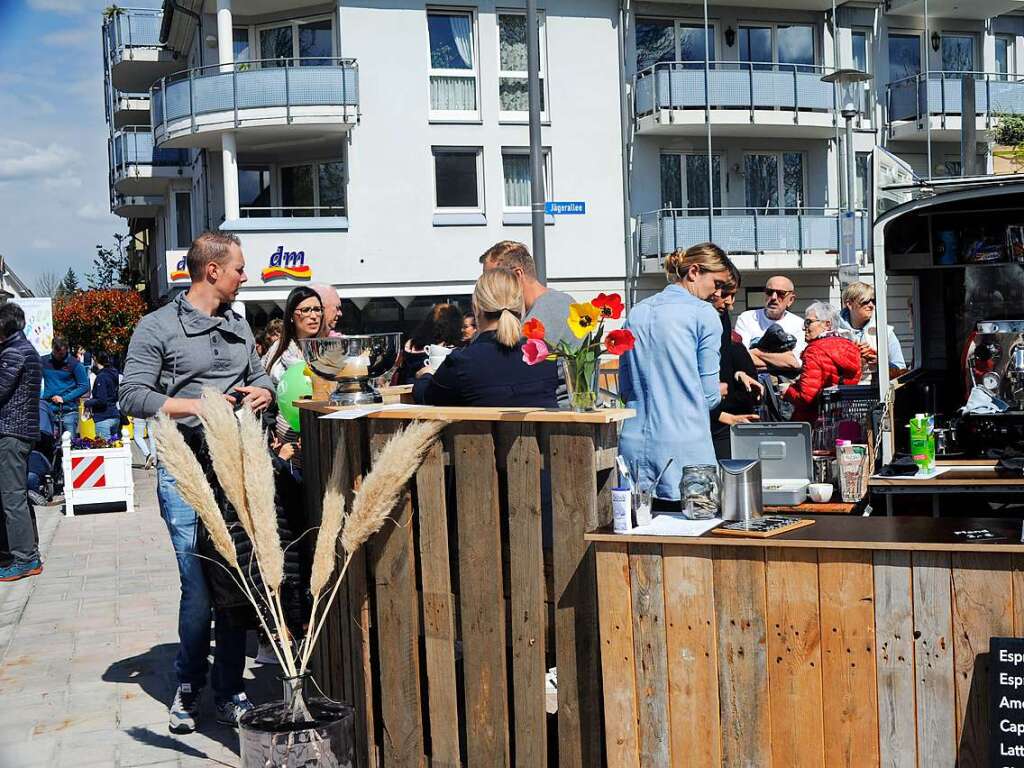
783, 302, 862, 423
839, 282, 906, 384
619, 243, 734, 500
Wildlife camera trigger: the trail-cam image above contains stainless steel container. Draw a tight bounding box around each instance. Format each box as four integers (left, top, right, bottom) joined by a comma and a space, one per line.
719, 459, 763, 522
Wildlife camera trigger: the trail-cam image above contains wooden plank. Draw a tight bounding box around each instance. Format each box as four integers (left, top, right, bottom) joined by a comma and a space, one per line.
368, 420, 425, 768
496, 424, 546, 768
713, 546, 771, 767
629, 543, 670, 767
595, 543, 640, 768
662, 546, 721, 767
818, 550, 879, 768
299, 401, 634, 423
872, 551, 917, 768
912, 551, 957, 767
765, 548, 825, 768
547, 423, 605, 768
414, 438, 461, 768
1014, 555, 1024, 636
951, 553, 1013, 768
451, 422, 510, 767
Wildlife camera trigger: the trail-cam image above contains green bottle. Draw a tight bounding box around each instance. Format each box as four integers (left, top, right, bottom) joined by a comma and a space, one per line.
909, 413, 935, 474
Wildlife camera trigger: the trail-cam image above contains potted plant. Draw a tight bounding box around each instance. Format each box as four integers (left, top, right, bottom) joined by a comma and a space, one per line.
521, 292, 635, 411
156, 391, 446, 766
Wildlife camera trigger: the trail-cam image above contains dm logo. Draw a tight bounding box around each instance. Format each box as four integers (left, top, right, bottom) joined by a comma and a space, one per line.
170, 256, 189, 281
262, 246, 312, 281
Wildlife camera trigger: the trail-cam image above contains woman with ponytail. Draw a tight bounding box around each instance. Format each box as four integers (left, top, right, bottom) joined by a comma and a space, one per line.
413, 268, 558, 407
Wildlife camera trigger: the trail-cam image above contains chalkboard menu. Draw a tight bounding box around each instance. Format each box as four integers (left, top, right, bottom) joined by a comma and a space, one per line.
991, 638, 1024, 767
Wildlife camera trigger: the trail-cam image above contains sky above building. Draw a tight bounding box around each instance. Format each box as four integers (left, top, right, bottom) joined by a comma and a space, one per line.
0, 0, 161, 294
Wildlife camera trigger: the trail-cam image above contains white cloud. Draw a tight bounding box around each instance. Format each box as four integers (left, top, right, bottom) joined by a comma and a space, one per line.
31, 239, 55, 249
42, 27, 95, 48
76, 203, 111, 221
0, 140, 78, 182
44, 172, 83, 190
26, 0, 86, 14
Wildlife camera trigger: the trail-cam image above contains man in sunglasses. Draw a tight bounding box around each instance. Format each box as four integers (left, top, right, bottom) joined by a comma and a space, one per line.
838, 281, 906, 384
734, 275, 806, 372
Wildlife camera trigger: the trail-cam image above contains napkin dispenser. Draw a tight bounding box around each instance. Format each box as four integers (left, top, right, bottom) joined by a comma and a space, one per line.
719, 459, 763, 522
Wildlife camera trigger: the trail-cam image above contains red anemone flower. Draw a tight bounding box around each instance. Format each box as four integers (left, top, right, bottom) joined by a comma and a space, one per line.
604, 329, 635, 356
592, 292, 624, 320
523, 317, 546, 341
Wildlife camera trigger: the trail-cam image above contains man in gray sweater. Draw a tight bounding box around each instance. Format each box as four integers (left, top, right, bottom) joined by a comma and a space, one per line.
121, 231, 274, 734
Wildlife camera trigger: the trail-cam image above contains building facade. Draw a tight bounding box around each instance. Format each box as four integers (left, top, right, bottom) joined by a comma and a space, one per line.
102, 0, 1024, 347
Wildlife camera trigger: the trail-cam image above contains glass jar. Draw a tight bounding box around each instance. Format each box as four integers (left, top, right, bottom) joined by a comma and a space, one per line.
680, 464, 720, 520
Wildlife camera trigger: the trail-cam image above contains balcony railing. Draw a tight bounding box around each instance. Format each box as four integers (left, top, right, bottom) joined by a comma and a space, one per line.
103, 8, 163, 62
151, 58, 359, 138
635, 61, 837, 119
239, 205, 346, 219
887, 71, 1024, 124
637, 207, 867, 260
110, 128, 189, 178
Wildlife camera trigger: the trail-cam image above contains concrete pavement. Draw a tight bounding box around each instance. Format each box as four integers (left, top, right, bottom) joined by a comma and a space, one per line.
0, 466, 277, 768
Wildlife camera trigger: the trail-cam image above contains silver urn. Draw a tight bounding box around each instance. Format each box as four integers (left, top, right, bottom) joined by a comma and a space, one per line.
299, 333, 403, 405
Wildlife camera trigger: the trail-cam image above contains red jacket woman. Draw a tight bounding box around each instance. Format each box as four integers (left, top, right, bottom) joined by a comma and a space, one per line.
784, 302, 862, 423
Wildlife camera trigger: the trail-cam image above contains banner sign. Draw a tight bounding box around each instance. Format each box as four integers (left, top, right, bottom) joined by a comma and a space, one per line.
11, 297, 53, 355
261, 245, 312, 281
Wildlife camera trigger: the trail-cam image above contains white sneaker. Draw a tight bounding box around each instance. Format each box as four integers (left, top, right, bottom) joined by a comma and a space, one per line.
255, 639, 280, 666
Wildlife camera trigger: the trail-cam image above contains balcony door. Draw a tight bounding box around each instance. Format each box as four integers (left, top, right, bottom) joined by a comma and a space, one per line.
635, 18, 714, 71
660, 153, 723, 213
744, 152, 804, 215
941, 34, 975, 75
257, 16, 334, 67
888, 33, 921, 84
739, 24, 815, 72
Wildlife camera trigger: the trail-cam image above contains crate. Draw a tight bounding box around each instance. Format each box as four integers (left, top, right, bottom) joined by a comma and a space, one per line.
61, 430, 135, 517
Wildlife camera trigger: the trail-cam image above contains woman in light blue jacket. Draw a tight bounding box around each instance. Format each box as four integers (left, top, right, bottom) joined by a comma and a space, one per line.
619, 243, 734, 499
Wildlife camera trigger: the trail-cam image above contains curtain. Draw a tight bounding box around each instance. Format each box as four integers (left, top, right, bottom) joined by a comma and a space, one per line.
431, 76, 477, 111
451, 15, 473, 69
504, 154, 530, 207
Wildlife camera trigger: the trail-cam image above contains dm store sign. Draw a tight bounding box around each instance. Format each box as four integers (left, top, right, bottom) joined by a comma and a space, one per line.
262, 246, 312, 281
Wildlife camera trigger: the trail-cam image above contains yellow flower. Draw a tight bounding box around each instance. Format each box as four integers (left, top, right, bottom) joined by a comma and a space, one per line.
567, 302, 600, 339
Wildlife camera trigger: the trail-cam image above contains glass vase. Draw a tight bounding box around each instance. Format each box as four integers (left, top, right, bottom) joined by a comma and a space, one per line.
239, 672, 355, 768
561, 354, 600, 412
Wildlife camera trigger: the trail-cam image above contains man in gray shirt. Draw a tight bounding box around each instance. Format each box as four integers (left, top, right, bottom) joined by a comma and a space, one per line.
479, 240, 580, 351
121, 231, 274, 734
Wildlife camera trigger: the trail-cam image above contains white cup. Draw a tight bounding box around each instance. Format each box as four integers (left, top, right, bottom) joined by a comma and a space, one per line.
426, 344, 453, 371
807, 483, 834, 504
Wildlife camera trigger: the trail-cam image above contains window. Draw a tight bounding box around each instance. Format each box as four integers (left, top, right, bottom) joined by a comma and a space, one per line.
739, 26, 772, 70
740, 24, 814, 71
677, 23, 714, 68
996, 36, 1015, 80
941, 34, 974, 74
257, 16, 334, 67
660, 153, 722, 212
433, 148, 482, 210
238, 166, 271, 218
502, 149, 550, 210
855, 151, 871, 211
851, 29, 872, 117
428, 10, 478, 116
887, 33, 921, 83
233, 27, 251, 63
280, 160, 346, 217
744, 152, 804, 215
173, 191, 192, 248
636, 17, 674, 71
498, 12, 546, 117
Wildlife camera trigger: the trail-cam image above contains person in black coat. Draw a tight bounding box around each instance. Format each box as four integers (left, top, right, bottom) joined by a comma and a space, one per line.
413, 268, 558, 408
86, 352, 121, 441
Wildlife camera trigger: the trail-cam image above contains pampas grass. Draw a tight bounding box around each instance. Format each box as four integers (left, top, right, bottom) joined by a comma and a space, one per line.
237, 405, 284, 594
197, 389, 253, 539
310, 478, 346, 598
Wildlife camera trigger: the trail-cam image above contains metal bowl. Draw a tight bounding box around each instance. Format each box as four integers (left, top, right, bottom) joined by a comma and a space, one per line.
299, 333, 403, 405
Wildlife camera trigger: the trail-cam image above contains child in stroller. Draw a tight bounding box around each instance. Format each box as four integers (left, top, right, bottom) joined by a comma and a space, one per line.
27, 401, 61, 506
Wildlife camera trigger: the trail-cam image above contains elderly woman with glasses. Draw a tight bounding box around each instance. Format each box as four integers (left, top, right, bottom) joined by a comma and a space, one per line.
838, 281, 906, 384
782, 302, 862, 423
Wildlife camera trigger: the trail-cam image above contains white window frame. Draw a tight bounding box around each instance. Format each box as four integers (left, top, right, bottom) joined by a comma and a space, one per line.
742, 150, 807, 214
995, 34, 1016, 79
737, 21, 819, 68
254, 14, 337, 68
427, 8, 481, 122
501, 147, 552, 212
432, 146, 485, 214
170, 187, 193, 249
497, 10, 549, 123
659, 151, 726, 212
276, 158, 347, 218
851, 27, 873, 125
674, 20, 718, 65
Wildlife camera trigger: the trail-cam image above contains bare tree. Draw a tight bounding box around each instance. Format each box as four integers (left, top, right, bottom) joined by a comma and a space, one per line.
35, 270, 61, 298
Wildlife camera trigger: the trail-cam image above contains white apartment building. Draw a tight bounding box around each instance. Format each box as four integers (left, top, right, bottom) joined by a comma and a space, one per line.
102, 0, 1024, 344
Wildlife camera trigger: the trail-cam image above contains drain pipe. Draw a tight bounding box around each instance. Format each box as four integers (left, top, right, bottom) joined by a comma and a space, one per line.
617, 0, 636, 307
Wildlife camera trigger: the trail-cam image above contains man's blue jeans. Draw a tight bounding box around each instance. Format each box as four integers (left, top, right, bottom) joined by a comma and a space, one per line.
156, 466, 246, 699
59, 408, 78, 440
94, 418, 119, 441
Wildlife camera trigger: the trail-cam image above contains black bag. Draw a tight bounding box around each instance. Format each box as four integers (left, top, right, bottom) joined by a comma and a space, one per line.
752, 323, 797, 353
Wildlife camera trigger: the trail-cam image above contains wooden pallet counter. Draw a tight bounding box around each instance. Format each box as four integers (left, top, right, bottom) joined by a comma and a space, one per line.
587, 516, 1024, 768
297, 402, 633, 768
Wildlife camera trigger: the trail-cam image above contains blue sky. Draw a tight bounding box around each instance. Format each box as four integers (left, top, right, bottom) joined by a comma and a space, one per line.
0, 0, 160, 293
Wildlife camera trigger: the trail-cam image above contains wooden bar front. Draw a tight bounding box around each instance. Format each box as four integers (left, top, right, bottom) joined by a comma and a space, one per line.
298, 402, 631, 768
589, 517, 1024, 768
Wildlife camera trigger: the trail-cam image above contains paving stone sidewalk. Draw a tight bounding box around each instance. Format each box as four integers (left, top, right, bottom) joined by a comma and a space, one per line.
0, 466, 276, 768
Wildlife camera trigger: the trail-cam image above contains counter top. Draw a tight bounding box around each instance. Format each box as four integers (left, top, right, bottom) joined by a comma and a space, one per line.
586, 515, 1024, 552
869, 466, 1023, 487
296, 401, 635, 424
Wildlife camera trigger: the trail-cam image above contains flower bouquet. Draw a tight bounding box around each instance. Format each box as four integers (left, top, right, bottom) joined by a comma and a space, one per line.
521, 292, 635, 411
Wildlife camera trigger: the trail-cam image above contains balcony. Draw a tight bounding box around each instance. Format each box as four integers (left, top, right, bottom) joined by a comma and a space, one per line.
107, 89, 150, 130
637, 208, 867, 271
110, 128, 190, 195
103, 8, 179, 92
111, 192, 164, 219
151, 59, 359, 150
635, 62, 839, 138
886, 72, 1024, 142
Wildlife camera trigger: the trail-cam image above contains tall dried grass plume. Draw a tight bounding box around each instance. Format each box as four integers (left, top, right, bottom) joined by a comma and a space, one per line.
237, 406, 284, 593
197, 389, 253, 538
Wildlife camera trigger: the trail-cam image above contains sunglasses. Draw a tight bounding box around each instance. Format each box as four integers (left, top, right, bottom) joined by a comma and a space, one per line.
803, 318, 825, 329
858, 298, 876, 307
295, 306, 324, 317
765, 288, 793, 299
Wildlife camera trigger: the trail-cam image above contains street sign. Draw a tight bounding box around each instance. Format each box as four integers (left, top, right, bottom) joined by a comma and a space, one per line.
545, 201, 586, 215
839, 211, 857, 267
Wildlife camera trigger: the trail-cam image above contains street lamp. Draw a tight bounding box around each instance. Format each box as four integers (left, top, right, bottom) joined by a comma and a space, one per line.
821, 68, 872, 215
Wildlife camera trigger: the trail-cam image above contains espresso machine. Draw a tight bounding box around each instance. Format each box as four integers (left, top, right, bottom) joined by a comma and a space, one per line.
958, 320, 1024, 452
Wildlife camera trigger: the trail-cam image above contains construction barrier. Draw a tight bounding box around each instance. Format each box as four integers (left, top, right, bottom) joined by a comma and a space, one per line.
61, 429, 135, 517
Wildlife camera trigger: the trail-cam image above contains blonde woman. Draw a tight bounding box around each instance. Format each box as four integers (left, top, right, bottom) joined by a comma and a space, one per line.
413, 268, 558, 407
619, 243, 735, 499
838, 281, 906, 384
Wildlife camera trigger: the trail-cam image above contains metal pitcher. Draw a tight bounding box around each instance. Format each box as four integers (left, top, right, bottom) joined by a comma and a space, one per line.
719, 459, 763, 522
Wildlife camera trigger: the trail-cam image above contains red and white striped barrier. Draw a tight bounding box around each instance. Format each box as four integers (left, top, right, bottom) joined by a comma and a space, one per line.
61, 431, 135, 517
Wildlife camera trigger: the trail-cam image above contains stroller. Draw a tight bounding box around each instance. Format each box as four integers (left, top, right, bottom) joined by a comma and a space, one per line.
28, 401, 63, 506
